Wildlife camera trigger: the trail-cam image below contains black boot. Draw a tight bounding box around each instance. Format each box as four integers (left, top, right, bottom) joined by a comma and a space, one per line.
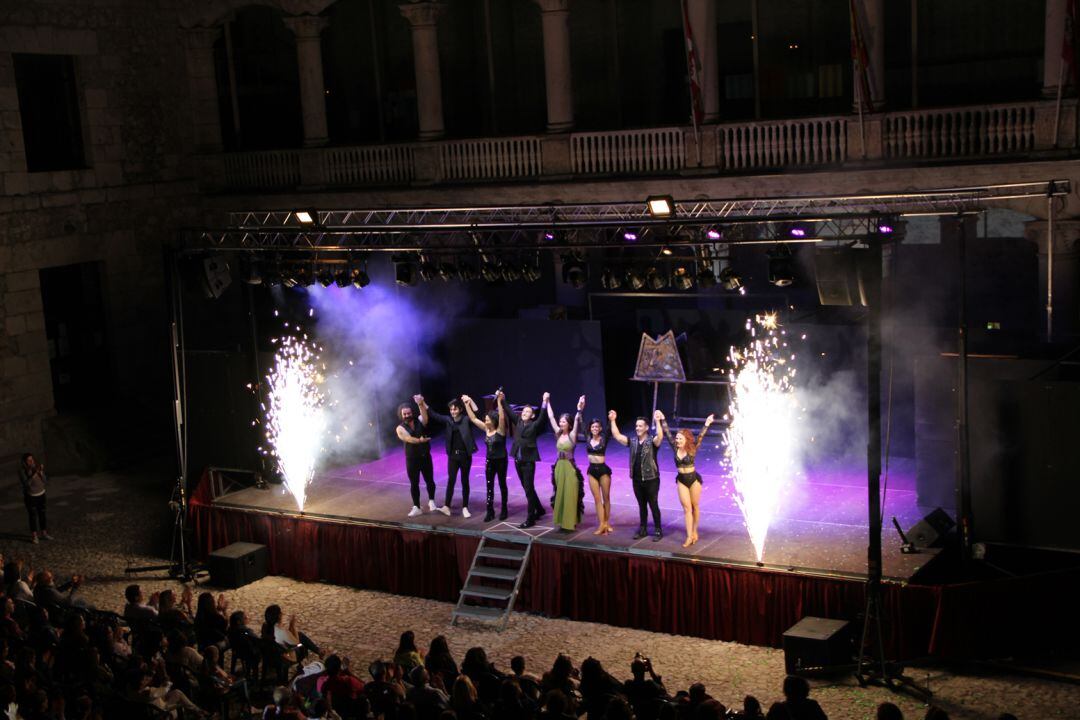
519, 514, 536, 529
652, 527, 663, 542
499, 504, 508, 521
633, 526, 647, 540
484, 504, 495, 522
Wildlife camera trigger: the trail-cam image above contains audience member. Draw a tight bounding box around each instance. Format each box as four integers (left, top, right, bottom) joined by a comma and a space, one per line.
123, 584, 159, 622
765, 676, 827, 720
624, 654, 669, 720
394, 630, 425, 673
426, 634, 459, 688
877, 701, 903, 720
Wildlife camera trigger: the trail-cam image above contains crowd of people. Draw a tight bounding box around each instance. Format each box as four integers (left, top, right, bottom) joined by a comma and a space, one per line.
1, 550, 1019, 720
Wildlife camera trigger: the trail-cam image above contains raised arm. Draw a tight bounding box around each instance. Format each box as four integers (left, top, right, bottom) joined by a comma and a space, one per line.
608, 410, 629, 446
414, 395, 430, 427
496, 391, 507, 434
545, 394, 560, 434
461, 395, 487, 431
659, 415, 676, 450
571, 395, 584, 441
651, 410, 664, 447
694, 414, 715, 452
500, 393, 519, 430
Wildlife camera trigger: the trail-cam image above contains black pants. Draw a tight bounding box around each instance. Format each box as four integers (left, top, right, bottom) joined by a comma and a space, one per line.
515, 460, 543, 518
485, 458, 509, 511
632, 479, 661, 530
406, 454, 436, 507
24, 494, 46, 533
445, 451, 472, 507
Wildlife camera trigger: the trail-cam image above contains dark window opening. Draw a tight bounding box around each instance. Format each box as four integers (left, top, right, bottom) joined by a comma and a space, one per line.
13, 54, 87, 172
39, 262, 110, 411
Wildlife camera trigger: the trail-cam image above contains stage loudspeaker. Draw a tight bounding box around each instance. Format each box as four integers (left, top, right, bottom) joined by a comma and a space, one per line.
905, 508, 955, 548
814, 248, 864, 306
782, 617, 853, 674
207, 542, 269, 588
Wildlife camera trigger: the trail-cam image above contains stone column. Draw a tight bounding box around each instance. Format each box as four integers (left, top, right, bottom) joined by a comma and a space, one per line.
1043, 0, 1067, 97
533, 0, 574, 133
686, 0, 718, 123
284, 15, 330, 147
399, 2, 447, 141
1026, 219, 1080, 342
851, 0, 885, 110
182, 27, 224, 152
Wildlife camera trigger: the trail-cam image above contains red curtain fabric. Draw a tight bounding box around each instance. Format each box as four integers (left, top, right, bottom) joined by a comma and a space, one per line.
190, 473, 1079, 659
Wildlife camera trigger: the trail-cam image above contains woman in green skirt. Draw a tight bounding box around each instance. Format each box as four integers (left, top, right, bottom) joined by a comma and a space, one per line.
545, 394, 586, 531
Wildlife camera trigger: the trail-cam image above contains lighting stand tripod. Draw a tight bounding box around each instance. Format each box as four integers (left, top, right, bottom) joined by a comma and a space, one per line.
124, 476, 201, 582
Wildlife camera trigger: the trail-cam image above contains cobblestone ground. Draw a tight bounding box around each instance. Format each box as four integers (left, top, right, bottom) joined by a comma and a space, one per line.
1, 466, 1077, 720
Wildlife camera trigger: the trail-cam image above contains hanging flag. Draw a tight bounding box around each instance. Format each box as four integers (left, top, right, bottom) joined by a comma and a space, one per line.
680, 0, 704, 128
1064, 0, 1078, 87
849, 0, 876, 110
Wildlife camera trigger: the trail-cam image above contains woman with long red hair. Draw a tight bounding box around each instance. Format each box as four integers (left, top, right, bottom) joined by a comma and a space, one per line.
657, 411, 714, 547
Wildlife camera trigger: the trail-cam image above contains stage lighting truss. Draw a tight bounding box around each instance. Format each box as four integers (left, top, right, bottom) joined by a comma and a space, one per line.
196, 181, 1068, 254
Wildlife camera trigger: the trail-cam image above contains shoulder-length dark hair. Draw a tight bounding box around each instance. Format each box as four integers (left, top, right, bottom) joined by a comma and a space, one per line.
261, 604, 282, 639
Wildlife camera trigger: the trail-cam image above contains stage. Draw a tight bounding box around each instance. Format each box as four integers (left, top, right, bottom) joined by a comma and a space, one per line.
203, 437, 936, 582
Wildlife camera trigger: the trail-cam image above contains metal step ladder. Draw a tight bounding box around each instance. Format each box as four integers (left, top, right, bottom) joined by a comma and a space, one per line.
452, 531, 533, 630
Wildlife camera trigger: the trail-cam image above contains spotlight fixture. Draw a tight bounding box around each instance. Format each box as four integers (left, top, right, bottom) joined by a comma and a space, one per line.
542, 230, 557, 242
294, 209, 317, 224
502, 263, 522, 282
767, 246, 795, 287
521, 254, 542, 283
241, 257, 262, 285
480, 256, 502, 283
646, 195, 675, 218
875, 216, 898, 235
624, 268, 645, 290
623, 230, 639, 242
334, 268, 350, 288
696, 265, 716, 288
392, 255, 417, 286
418, 259, 438, 282
351, 265, 370, 288
458, 259, 478, 282
719, 266, 742, 292
645, 266, 666, 290
316, 268, 334, 287
660, 246, 673, 256
600, 267, 622, 290
672, 266, 694, 290
437, 261, 458, 281
788, 226, 807, 238
705, 227, 722, 241
561, 254, 588, 289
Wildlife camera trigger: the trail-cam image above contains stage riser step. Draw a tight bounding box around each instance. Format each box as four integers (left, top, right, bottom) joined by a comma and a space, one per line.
453, 606, 504, 621
470, 567, 519, 581
477, 547, 526, 561
462, 583, 513, 601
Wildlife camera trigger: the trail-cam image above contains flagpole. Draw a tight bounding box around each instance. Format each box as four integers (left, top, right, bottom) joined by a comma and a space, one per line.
1053, 56, 1065, 149
680, 0, 703, 166
851, 0, 868, 159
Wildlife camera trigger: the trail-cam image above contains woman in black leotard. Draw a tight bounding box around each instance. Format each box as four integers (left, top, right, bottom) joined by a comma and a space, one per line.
659, 411, 714, 548
583, 418, 614, 535
463, 392, 509, 522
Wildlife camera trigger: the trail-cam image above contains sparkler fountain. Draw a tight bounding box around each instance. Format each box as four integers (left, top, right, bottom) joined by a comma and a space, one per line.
263, 333, 326, 512
723, 312, 799, 563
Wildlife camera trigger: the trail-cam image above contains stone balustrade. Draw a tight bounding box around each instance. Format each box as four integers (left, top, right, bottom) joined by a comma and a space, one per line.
201, 99, 1077, 193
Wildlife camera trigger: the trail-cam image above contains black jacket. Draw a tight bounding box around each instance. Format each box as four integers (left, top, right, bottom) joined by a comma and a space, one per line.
428, 409, 478, 455
502, 396, 548, 462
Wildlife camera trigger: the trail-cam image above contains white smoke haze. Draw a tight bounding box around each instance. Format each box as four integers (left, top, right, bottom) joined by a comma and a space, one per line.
305, 282, 467, 463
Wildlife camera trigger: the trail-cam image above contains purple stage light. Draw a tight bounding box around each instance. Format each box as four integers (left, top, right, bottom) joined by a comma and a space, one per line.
789, 227, 806, 237
706, 228, 722, 240
878, 224, 894, 234
543, 231, 556, 241
623, 231, 638, 241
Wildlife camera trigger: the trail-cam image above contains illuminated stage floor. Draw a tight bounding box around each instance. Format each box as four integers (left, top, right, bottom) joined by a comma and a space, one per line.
213, 438, 938, 582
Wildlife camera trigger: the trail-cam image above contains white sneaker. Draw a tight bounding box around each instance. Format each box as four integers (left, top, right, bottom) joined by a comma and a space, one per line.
428, 500, 437, 512
407, 506, 422, 517
438, 505, 451, 516
462, 507, 472, 519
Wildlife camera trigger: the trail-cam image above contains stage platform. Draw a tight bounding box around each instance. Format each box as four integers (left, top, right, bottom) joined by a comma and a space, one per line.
206, 437, 937, 582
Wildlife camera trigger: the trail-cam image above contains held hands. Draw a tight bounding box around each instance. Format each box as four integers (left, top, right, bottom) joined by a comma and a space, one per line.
412, 394, 425, 406
495, 390, 504, 402
577, 395, 586, 412
704, 413, 715, 427
542, 392, 551, 404
608, 410, 617, 421
654, 410, 665, 423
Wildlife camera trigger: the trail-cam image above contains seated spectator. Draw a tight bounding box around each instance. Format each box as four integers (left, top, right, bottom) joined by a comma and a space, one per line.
605, 696, 636, 720
27, 607, 59, 650
3, 560, 34, 603
158, 589, 194, 631
32, 570, 91, 610
765, 677, 827, 720
407, 665, 450, 720
262, 685, 307, 720
510, 655, 542, 702
729, 695, 765, 720
877, 702, 903, 720
55, 614, 91, 681
394, 630, 425, 674
491, 677, 532, 720
923, 709, 949, 720
541, 653, 580, 713
538, 689, 575, 720
697, 699, 728, 720
0, 597, 24, 642
364, 660, 406, 718
194, 592, 229, 656
165, 629, 204, 674
124, 666, 209, 719
426, 635, 459, 688
579, 656, 623, 719
123, 584, 159, 623
317, 655, 365, 710
108, 620, 132, 660
451, 674, 487, 720
624, 655, 669, 720
462, 646, 505, 706
227, 610, 260, 677
262, 604, 321, 666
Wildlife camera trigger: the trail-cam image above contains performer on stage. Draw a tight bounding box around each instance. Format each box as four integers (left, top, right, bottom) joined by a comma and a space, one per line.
500, 392, 549, 528
396, 397, 436, 518
584, 419, 614, 536
546, 395, 586, 532
462, 391, 509, 522
658, 411, 715, 547
419, 395, 477, 517
609, 410, 664, 541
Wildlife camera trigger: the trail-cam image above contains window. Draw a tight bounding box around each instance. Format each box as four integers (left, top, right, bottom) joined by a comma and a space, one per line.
13, 53, 87, 172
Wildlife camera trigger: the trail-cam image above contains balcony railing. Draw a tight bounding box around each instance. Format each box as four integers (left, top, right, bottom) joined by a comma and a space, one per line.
205, 99, 1073, 193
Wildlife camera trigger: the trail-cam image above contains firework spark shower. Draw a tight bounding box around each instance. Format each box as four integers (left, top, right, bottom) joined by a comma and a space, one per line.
264, 334, 326, 512
723, 313, 799, 562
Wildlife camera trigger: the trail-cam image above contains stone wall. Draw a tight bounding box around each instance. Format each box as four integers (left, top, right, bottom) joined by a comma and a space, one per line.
0, 1, 200, 464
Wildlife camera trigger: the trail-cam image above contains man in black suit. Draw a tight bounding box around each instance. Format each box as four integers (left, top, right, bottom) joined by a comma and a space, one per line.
421, 395, 478, 517
501, 391, 549, 528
